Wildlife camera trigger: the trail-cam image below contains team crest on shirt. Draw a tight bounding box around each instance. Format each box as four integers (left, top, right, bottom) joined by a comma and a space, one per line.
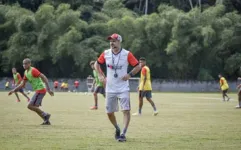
107, 64, 122, 70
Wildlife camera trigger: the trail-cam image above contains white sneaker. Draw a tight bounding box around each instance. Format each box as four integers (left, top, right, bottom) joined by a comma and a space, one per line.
132, 112, 141, 116
153, 110, 158, 116
235, 105, 241, 108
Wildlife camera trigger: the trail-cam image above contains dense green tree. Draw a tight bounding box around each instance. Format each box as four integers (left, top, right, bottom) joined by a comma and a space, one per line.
0, 1, 240, 80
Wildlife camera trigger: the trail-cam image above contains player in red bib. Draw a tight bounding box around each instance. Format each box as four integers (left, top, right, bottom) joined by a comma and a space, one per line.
12, 68, 30, 102
74, 80, 79, 92
54, 80, 59, 91
8, 58, 54, 125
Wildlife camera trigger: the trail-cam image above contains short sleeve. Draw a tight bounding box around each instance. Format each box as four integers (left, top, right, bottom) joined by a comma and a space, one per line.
17, 74, 22, 84
97, 52, 105, 64
17, 74, 22, 80
32, 68, 41, 77
141, 67, 147, 75
127, 52, 138, 67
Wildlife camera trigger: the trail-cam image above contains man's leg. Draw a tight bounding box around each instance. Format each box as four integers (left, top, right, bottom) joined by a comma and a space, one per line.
147, 98, 157, 111
237, 92, 241, 108
14, 92, 21, 102
222, 90, 226, 101
101, 87, 106, 98
28, 93, 51, 125
132, 91, 144, 115
224, 89, 230, 101
90, 86, 100, 110
118, 92, 131, 142
106, 93, 120, 140
20, 89, 30, 102
146, 91, 158, 115
122, 110, 130, 136
239, 92, 241, 107
92, 92, 98, 109
138, 93, 144, 114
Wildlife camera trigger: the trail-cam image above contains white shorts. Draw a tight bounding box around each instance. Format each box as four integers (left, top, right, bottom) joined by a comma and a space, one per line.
105, 92, 130, 113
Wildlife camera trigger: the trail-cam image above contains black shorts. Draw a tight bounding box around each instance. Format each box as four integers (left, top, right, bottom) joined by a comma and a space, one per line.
139, 90, 152, 99
54, 86, 58, 89
222, 89, 228, 94
94, 86, 105, 95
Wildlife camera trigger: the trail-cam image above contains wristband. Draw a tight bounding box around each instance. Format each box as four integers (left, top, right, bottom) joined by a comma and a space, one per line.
128, 72, 134, 77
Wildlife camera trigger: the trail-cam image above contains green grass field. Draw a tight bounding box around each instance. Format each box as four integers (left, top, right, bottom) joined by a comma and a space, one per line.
0, 92, 241, 150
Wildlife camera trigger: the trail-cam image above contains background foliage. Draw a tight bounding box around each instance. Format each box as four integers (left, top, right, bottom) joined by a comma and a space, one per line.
0, 0, 241, 80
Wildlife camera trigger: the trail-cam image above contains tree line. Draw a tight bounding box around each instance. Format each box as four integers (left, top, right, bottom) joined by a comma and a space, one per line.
0, 0, 241, 80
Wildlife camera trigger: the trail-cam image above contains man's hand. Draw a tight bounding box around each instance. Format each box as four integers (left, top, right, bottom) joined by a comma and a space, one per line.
122, 74, 131, 81
8, 90, 15, 96
47, 89, 54, 96
98, 74, 105, 82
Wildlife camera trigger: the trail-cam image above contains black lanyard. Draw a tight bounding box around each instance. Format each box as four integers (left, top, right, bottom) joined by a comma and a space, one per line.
112, 49, 122, 78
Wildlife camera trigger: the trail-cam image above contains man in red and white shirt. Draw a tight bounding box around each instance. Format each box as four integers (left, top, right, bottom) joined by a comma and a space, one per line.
95, 33, 141, 142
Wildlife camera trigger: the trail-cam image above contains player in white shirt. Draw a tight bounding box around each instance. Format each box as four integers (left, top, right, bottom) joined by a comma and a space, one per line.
95, 33, 141, 142
236, 77, 241, 108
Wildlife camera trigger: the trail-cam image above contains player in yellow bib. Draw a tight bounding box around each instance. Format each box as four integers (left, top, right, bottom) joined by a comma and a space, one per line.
218, 74, 230, 101
132, 57, 158, 116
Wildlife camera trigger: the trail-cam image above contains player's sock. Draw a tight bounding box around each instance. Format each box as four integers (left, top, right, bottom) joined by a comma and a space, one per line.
114, 124, 120, 131
121, 127, 127, 136
42, 112, 47, 117
151, 104, 157, 111
138, 108, 142, 114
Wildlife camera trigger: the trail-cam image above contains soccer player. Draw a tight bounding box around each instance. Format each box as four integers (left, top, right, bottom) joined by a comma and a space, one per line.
95, 33, 141, 142
236, 77, 241, 108
89, 61, 105, 110
12, 67, 30, 102
74, 80, 79, 92
64, 82, 68, 92
5, 79, 9, 90
54, 80, 59, 91
8, 58, 54, 125
218, 74, 230, 101
132, 57, 158, 116
60, 81, 65, 91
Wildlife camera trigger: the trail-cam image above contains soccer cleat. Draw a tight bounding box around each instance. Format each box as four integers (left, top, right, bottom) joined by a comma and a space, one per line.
16, 99, 20, 102
90, 106, 98, 110
41, 121, 51, 125
27, 98, 30, 102
117, 134, 126, 142
153, 110, 158, 116
44, 113, 51, 122
115, 129, 121, 140
132, 112, 141, 116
